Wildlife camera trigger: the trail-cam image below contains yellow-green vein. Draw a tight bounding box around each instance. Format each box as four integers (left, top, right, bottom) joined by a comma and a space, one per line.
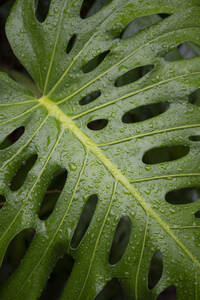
47, 2, 126, 97
16, 149, 89, 296
171, 226, 200, 230
72, 72, 200, 120
0, 115, 49, 170
135, 215, 149, 300
98, 124, 200, 147
0, 100, 36, 107
56, 27, 200, 105
0, 126, 64, 244
77, 180, 118, 300
195, 270, 198, 300
39, 96, 200, 270
130, 173, 200, 184
43, 0, 68, 94
0, 104, 41, 126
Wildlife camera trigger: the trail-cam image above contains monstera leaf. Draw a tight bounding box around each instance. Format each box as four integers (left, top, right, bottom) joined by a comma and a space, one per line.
0, 0, 200, 299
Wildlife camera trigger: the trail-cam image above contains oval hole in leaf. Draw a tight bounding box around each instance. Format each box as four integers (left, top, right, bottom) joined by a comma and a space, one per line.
71, 194, 98, 249
189, 88, 200, 106
109, 216, 131, 265
165, 42, 200, 61
82, 50, 110, 73
35, 0, 51, 23
87, 119, 108, 131
195, 211, 200, 218
39, 253, 74, 300
166, 187, 200, 205
79, 90, 101, 106
179, 42, 200, 59
189, 136, 200, 141
10, 154, 38, 191
158, 14, 171, 19
80, 0, 113, 19
0, 228, 35, 284
95, 278, 132, 300
39, 169, 68, 220
122, 102, 169, 124
0, 195, 6, 209
115, 65, 154, 87
148, 251, 163, 289
157, 286, 176, 300
66, 34, 77, 54
142, 145, 189, 164
0, 126, 25, 150
121, 14, 162, 39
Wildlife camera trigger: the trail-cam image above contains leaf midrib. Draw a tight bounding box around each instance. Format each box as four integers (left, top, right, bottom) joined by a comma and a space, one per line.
39, 96, 200, 268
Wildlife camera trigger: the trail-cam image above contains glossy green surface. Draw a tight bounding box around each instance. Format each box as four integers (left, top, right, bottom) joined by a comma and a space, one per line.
0, 0, 200, 299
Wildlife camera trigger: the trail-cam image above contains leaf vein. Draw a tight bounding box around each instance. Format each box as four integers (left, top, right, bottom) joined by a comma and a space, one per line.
0, 126, 64, 246
39, 97, 200, 271
16, 149, 89, 296
98, 124, 200, 147
72, 72, 200, 119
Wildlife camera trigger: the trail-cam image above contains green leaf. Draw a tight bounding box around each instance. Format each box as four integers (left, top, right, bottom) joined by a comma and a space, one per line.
0, 0, 200, 299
